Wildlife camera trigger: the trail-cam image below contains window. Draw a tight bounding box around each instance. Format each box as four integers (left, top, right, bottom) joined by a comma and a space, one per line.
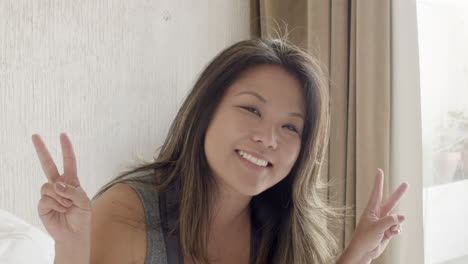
417, 0, 468, 263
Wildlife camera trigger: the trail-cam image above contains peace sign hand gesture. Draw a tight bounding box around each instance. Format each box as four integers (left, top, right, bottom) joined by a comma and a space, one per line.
341, 169, 409, 263
32, 133, 92, 244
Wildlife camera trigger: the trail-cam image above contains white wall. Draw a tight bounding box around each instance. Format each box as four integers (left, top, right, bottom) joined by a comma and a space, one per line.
0, 0, 252, 231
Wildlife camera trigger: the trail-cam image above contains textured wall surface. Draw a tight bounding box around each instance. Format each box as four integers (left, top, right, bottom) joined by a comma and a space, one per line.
0, 0, 252, 231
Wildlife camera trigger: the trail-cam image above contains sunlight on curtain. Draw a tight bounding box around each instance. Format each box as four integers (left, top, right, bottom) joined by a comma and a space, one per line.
417, 0, 468, 263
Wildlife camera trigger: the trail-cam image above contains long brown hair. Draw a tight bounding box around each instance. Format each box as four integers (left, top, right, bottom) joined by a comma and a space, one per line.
94, 36, 348, 263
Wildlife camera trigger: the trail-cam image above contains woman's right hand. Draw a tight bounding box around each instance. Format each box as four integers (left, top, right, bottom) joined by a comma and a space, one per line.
32, 133, 92, 244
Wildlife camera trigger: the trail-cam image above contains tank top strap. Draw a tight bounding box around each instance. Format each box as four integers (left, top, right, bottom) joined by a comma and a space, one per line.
124, 174, 170, 264
126, 172, 258, 264
159, 182, 184, 264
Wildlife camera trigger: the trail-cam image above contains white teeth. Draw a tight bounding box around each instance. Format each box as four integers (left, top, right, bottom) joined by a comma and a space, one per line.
238, 150, 268, 167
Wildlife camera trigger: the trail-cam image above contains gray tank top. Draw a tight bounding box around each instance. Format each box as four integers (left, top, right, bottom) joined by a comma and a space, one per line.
124, 172, 258, 264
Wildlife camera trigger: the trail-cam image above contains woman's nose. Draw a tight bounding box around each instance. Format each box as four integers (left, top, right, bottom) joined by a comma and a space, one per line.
252, 124, 278, 149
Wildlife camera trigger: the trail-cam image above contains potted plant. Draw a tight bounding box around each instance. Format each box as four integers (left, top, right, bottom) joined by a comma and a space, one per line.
432, 108, 468, 184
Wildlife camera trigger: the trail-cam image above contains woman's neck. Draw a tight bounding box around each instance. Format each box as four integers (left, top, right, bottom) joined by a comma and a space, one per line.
207, 188, 252, 262
210, 186, 252, 232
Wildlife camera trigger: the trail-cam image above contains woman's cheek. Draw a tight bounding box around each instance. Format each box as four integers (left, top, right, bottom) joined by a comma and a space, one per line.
234, 115, 256, 130
285, 139, 301, 162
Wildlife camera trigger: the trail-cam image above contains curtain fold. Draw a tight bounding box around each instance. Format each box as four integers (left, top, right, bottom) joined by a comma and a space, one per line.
390, 0, 425, 262
255, 1, 393, 263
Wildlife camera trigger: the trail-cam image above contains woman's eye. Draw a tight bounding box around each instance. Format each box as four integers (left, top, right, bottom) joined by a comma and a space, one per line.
241, 106, 261, 116
241, 106, 300, 133
284, 124, 299, 133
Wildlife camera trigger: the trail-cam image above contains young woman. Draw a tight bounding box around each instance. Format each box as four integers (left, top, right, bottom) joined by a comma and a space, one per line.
32, 38, 408, 264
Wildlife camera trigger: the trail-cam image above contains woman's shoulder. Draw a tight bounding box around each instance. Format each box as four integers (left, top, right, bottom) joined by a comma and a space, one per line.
93, 182, 148, 227
92, 169, 160, 224
91, 168, 165, 231
89, 169, 172, 263
90, 182, 148, 263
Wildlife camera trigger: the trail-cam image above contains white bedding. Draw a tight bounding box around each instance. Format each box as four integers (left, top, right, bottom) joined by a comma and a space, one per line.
0, 209, 54, 264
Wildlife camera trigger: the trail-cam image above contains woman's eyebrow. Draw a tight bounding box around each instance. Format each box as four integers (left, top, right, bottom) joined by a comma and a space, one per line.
235, 91, 304, 120
235, 91, 267, 103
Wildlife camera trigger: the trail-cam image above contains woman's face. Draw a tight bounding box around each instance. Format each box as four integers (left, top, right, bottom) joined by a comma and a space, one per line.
204, 65, 305, 197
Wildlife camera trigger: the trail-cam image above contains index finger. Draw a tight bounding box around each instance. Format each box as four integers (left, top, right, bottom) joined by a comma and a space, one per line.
31, 134, 60, 183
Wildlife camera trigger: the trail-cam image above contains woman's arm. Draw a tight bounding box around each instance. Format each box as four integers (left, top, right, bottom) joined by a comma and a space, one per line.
335, 169, 408, 264
33, 134, 146, 264
54, 237, 90, 264
335, 242, 371, 264
51, 183, 147, 264
33, 134, 92, 264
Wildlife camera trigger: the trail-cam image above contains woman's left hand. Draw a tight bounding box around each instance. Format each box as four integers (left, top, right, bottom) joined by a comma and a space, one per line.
342, 168, 409, 263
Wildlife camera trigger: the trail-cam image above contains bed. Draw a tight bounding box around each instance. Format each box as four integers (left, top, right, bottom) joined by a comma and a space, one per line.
0, 209, 54, 263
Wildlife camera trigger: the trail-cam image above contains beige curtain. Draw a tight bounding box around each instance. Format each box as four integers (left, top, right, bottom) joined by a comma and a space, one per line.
253, 1, 393, 263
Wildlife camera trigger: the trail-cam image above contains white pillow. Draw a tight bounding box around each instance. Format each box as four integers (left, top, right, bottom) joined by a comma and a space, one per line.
0, 209, 54, 264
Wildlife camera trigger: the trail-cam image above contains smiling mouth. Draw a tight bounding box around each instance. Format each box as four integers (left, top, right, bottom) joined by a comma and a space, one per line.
235, 149, 274, 168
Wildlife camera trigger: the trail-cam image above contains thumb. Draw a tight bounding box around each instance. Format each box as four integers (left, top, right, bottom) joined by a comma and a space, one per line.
377, 214, 405, 231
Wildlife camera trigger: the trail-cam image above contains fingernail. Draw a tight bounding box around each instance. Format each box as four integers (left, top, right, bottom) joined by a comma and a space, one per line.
56, 182, 66, 192
392, 224, 402, 232
62, 198, 72, 207
398, 215, 405, 222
